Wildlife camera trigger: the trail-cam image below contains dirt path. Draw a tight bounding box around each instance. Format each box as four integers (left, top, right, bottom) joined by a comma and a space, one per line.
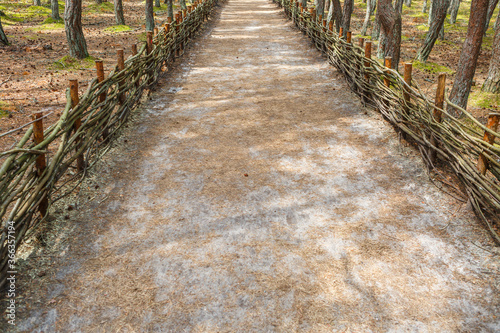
15, 0, 499, 331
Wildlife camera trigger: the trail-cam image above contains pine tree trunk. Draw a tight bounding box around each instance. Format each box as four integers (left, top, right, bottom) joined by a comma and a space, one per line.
371, 13, 380, 39
448, 0, 489, 117
377, 0, 403, 70
377, 29, 387, 58
180, 0, 187, 10
64, 0, 89, 59
428, 0, 434, 24
34, 0, 42, 5
51, 0, 60, 20
361, 0, 373, 35
301, 0, 307, 8
167, 0, 173, 20
329, 0, 343, 32
404, 0, 411, 6
417, 0, 450, 61
325, 0, 330, 13
114, 0, 125, 25
145, 0, 154, 31
341, 0, 354, 37
482, 13, 500, 92
485, 0, 499, 32
449, 0, 460, 23
0, 17, 9, 46
422, 0, 428, 12
155, 0, 160, 8
315, 0, 325, 16
96, 0, 103, 4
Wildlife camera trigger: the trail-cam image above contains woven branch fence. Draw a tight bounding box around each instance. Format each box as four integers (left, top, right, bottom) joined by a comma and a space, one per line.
0, 0, 219, 287
274, 0, 500, 242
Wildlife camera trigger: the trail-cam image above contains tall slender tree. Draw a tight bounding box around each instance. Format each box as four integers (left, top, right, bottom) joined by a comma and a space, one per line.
64, 0, 89, 59
416, 0, 450, 61
114, 0, 125, 25
155, 0, 161, 8
0, 17, 8, 45
341, 0, 354, 37
51, 0, 61, 20
361, 0, 376, 35
34, 0, 42, 6
449, 0, 460, 24
180, 0, 187, 10
166, 0, 173, 21
422, 0, 429, 12
145, 0, 154, 31
485, 0, 499, 32
448, 0, 489, 117
482, 12, 500, 92
315, 0, 325, 17
377, 0, 403, 70
327, 0, 342, 32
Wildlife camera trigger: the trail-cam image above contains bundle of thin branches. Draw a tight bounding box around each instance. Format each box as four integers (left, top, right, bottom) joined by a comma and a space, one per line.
0, 0, 220, 287
276, 0, 500, 243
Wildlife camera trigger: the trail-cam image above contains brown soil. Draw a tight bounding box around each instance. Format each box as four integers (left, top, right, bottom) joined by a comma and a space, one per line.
3, 0, 499, 331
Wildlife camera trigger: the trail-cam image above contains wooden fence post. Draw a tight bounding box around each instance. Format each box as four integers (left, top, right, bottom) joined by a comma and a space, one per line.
346, 31, 352, 44
358, 37, 364, 48
384, 57, 392, 88
429, 73, 446, 164
362, 40, 372, 105
477, 114, 499, 175
33, 112, 48, 217
339, 27, 343, 38
69, 79, 84, 172
146, 31, 153, 54
329, 20, 333, 33
175, 13, 180, 57
95, 60, 109, 140
403, 63, 412, 104
117, 49, 126, 104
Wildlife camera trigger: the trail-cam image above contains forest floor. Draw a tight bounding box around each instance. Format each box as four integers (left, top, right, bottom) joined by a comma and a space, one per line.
0, 0, 499, 151
3, 0, 499, 331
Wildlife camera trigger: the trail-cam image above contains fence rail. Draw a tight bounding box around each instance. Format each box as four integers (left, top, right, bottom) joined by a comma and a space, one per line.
0, 0, 219, 287
274, 0, 500, 243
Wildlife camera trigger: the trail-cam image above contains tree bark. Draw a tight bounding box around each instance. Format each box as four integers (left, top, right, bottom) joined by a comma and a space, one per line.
422, 0, 428, 12
328, 0, 342, 32
51, 0, 61, 20
64, 0, 89, 59
448, 0, 489, 117
341, 0, 354, 37
325, 0, 330, 13
167, 0, 173, 20
404, 0, 411, 6
301, 0, 307, 8
145, 0, 154, 31
371, 13, 380, 39
155, 0, 161, 8
96, 0, 103, 3
485, 0, 499, 32
449, 0, 460, 24
180, 0, 187, 10
0, 17, 9, 46
361, 0, 376, 35
482, 13, 500, 92
315, 0, 325, 16
417, 0, 450, 61
114, 0, 125, 25
34, 0, 42, 6
377, 0, 403, 70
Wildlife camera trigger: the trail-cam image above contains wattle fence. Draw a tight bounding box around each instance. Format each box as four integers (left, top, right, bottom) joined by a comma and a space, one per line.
0, 0, 219, 287
273, 0, 500, 242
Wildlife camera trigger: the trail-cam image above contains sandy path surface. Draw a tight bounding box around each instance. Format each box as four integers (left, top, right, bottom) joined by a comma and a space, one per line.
16, 0, 499, 331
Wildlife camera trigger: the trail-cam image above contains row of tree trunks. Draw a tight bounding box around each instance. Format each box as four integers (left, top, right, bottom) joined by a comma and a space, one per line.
0, 17, 8, 45
377, 0, 403, 70
417, 0, 450, 62
64, 0, 89, 59
341, 0, 353, 38
482, 12, 500, 93
448, 0, 489, 117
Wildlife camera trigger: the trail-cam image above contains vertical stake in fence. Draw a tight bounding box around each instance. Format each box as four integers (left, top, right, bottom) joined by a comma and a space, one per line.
363, 40, 372, 105
384, 57, 392, 88
339, 27, 343, 38
346, 31, 352, 44
33, 112, 48, 217
154, 27, 159, 37
69, 79, 84, 172
329, 20, 333, 32
146, 31, 153, 54
131, 44, 138, 56
477, 114, 499, 175
95, 60, 109, 140
175, 13, 180, 57
429, 73, 446, 164
403, 63, 412, 104
180, 12, 184, 55
117, 49, 126, 104
358, 37, 364, 48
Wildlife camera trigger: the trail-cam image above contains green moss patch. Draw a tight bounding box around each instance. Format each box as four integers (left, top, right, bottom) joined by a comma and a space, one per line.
413, 61, 455, 75
104, 24, 132, 33
42, 17, 63, 25
28, 22, 64, 31
468, 90, 500, 111
50, 55, 97, 71
86, 2, 114, 14
0, 100, 14, 118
